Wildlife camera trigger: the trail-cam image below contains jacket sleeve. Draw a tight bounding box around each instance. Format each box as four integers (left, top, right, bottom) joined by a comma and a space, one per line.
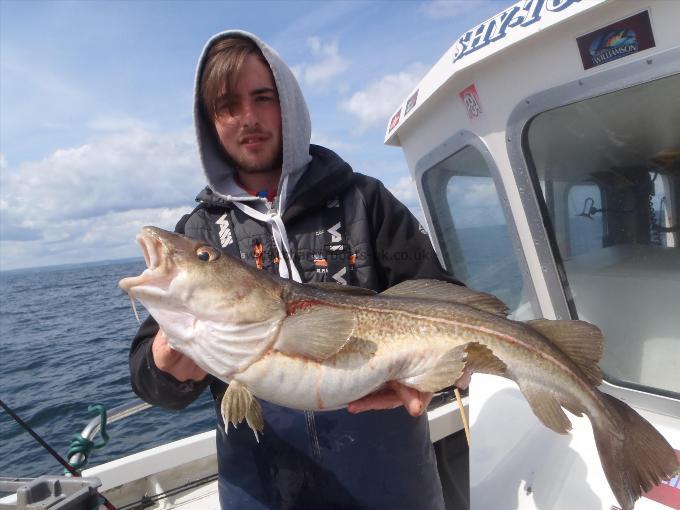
128, 213, 212, 410
369, 181, 463, 289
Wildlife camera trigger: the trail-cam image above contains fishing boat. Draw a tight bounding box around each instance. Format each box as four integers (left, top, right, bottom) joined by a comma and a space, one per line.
2, 0, 678, 507
385, 0, 680, 508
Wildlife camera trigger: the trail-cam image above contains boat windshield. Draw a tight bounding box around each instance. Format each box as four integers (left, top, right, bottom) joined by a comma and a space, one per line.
421, 143, 538, 320
525, 73, 680, 397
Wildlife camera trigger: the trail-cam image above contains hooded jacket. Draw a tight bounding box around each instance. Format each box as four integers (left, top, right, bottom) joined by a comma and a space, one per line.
129, 30, 460, 510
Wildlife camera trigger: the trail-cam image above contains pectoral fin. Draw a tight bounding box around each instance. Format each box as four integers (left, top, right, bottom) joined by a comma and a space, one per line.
401, 346, 467, 393
276, 306, 356, 361
464, 343, 507, 376
221, 381, 264, 442
402, 343, 506, 393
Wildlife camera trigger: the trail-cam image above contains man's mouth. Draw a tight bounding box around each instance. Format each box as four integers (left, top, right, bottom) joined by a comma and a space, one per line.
240, 134, 269, 147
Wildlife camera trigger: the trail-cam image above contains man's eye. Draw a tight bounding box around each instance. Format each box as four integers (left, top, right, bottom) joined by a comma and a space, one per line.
216, 100, 236, 114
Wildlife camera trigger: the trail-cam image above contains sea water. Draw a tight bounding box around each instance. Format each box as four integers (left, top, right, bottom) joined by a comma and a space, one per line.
0, 259, 215, 478
0, 224, 527, 479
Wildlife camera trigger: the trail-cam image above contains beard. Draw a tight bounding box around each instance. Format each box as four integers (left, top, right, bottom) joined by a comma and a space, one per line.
213, 122, 283, 174
233, 145, 283, 174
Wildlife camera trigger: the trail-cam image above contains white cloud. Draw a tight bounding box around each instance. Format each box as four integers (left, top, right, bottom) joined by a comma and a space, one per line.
0, 126, 204, 270
341, 62, 427, 131
466, 181, 498, 203
421, 0, 503, 19
2, 127, 201, 223
388, 176, 418, 205
447, 179, 505, 227
0, 206, 192, 271
310, 131, 359, 153
385, 177, 428, 232
294, 37, 350, 87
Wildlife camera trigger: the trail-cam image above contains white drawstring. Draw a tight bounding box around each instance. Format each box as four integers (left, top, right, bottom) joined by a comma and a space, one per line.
231, 201, 303, 283
277, 174, 289, 214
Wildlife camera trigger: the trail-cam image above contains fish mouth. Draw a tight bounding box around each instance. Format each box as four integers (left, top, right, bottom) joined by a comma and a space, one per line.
118, 227, 176, 298
138, 228, 162, 271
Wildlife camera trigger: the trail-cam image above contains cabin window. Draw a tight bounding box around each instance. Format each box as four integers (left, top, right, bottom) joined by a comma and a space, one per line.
421, 145, 536, 318
525, 73, 680, 396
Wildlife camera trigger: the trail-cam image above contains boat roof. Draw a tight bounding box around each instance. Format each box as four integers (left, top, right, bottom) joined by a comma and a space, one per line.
384, 0, 609, 146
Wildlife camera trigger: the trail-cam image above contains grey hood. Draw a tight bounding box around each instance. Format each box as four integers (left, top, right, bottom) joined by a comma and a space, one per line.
193, 31, 312, 282
193, 30, 313, 214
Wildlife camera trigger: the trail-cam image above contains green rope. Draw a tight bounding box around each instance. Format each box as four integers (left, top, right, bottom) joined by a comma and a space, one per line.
66, 404, 109, 473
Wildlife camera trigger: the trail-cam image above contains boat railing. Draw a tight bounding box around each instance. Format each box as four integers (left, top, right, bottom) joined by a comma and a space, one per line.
68, 399, 152, 470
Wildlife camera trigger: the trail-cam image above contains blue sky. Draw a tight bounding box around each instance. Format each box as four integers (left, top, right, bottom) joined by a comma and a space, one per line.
0, 0, 511, 270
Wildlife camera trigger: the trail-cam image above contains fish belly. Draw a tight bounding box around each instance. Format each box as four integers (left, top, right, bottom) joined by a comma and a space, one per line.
234, 347, 440, 411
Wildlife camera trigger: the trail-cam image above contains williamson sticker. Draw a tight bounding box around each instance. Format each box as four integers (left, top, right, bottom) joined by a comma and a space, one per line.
577, 10, 655, 70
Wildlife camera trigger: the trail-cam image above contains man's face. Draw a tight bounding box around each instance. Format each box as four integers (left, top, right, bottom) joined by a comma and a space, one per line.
213, 54, 282, 174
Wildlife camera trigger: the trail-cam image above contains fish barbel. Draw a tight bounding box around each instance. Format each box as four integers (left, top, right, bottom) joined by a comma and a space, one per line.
119, 226, 678, 510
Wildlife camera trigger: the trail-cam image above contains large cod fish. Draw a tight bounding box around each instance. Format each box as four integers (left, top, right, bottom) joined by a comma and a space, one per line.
119, 226, 678, 510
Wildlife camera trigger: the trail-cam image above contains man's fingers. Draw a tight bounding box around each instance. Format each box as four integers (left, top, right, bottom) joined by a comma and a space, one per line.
347, 388, 401, 413
347, 382, 433, 416
389, 381, 430, 417
454, 369, 473, 391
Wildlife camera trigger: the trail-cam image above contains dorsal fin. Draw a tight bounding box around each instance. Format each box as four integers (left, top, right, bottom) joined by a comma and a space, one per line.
527, 319, 603, 386
308, 282, 376, 296
381, 280, 508, 317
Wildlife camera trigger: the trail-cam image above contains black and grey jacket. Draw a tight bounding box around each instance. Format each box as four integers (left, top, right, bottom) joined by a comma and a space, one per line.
129, 146, 459, 509
130, 144, 458, 404
129, 30, 459, 510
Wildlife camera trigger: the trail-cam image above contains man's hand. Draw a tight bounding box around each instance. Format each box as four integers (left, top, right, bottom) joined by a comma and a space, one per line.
347, 381, 433, 417
151, 329, 208, 382
346, 370, 473, 417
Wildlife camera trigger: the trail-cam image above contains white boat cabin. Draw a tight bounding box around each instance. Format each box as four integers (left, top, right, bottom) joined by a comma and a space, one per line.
386, 0, 680, 508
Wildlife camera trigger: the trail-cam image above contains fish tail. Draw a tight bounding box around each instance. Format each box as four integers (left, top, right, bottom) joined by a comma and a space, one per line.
592, 392, 678, 510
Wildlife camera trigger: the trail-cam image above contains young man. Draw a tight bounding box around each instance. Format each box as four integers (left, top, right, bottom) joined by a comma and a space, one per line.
130, 31, 463, 509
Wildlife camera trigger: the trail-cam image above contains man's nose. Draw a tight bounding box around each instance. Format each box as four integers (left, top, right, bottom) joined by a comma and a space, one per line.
241, 100, 258, 127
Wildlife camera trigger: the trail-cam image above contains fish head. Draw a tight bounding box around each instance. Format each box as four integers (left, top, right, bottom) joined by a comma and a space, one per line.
119, 226, 284, 328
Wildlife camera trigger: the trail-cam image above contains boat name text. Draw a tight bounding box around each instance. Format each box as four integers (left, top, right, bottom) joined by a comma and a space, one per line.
453, 0, 582, 63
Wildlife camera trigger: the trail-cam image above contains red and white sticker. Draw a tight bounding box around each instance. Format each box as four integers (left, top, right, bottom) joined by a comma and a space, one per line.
459, 84, 483, 120
642, 450, 680, 508
388, 109, 401, 132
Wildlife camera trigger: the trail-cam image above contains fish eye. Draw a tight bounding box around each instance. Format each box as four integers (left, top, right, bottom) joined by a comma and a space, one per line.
196, 247, 218, 262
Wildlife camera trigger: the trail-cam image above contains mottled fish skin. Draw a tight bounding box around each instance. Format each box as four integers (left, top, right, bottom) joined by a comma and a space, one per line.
120, 227, 679, 510
239, 286, 597, 414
